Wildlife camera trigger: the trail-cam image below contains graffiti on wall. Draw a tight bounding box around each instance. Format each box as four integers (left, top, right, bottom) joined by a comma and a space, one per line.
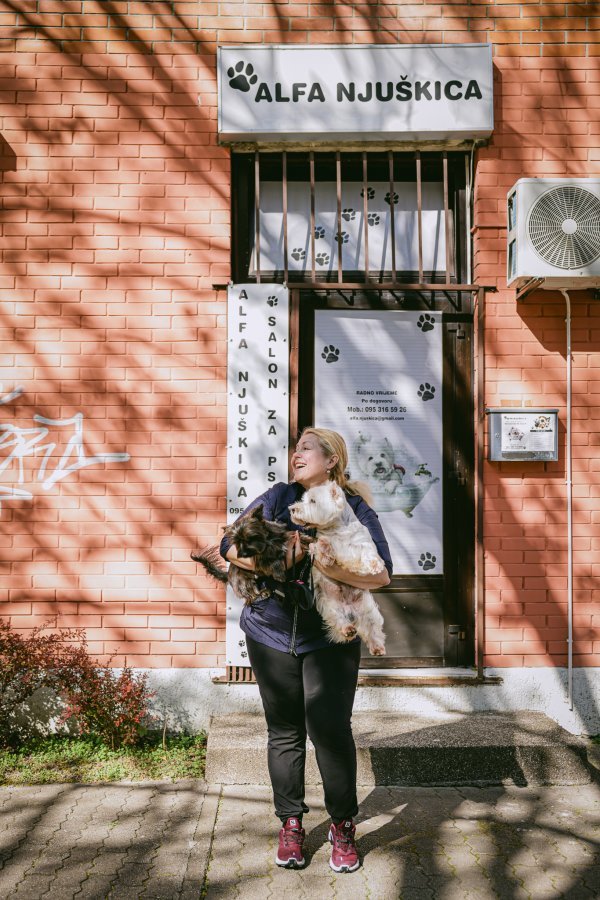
0, 386, 131, 509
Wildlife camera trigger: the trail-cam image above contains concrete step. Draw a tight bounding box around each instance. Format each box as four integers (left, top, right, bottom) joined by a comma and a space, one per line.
206, 711, 593, 787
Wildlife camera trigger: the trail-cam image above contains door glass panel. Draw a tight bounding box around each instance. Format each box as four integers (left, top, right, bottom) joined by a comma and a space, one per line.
314, 309, 443, 576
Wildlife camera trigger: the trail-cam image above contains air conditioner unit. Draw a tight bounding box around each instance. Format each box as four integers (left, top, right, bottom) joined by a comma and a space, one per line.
507, 178, 600, 290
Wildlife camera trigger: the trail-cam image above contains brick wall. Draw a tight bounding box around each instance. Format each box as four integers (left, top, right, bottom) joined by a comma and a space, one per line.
0, 1, 598, 669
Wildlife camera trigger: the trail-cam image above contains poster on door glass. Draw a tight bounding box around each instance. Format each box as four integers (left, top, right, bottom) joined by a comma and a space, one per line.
315, 310, 443, 575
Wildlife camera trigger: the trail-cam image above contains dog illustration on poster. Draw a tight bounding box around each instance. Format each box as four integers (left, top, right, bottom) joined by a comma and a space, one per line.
353, 432, 439, 517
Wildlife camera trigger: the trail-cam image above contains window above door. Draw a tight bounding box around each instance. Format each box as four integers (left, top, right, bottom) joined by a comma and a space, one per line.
232, 150, 470, 286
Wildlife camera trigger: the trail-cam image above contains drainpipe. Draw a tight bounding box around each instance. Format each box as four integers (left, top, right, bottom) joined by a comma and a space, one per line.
559, 289, 573, 711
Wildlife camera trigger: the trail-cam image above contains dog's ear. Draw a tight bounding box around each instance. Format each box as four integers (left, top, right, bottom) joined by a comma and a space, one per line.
249, 504, 264, 520
357, 431, 369, 445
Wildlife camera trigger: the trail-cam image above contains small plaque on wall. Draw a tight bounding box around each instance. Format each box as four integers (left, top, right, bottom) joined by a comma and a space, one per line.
487, 408, 559, 461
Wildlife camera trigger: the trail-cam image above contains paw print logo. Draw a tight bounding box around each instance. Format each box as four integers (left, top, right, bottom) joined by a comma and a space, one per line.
418, 552, 437, 571
342, 208, 356, 222
314, 225, 326, 239
417, 313, 435, 333
267, 295, 278, 307
335, 231, 349, 245
291, 247, 306, 261
315, 252, 330, 266
322, 345, 340, 364
418, 383, 436, 402
385, 191, 399, 206
367, 213, 380, 226
227, 60, 258, 93
361, 187, 375, 200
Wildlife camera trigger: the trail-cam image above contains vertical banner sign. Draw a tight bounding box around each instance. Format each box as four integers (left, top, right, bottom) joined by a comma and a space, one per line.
315, 310, 443, 575
226, 284, 290, 666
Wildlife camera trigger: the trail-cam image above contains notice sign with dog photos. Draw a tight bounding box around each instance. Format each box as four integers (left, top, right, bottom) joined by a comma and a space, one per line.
315, 310, 443, 575
226, 283, 289, 666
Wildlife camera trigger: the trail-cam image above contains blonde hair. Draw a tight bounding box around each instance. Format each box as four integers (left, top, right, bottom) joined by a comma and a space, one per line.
298, 427, 373, 505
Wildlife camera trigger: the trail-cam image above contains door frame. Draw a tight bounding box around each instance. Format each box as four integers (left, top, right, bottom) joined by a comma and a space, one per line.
289, 286, 482, 669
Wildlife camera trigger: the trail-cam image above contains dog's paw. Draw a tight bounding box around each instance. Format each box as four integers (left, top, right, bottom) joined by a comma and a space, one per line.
315, 537, 335, 566
369, 643, 386, 656
342, 624, 358, 639
384, 479, 399, 494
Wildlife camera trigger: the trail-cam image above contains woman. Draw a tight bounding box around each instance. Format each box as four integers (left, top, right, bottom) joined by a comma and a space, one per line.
220, 427, 392, 873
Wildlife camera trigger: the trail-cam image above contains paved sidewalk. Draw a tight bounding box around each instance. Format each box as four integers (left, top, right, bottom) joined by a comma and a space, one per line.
0, 780, 599, 899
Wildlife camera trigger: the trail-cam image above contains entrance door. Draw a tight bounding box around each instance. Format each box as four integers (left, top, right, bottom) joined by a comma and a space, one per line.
294, 289, 474, 668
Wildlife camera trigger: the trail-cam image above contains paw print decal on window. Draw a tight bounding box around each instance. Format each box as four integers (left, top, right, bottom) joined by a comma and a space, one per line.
418, 383, 436, 402
314, 225, 326, 239
418, 552, 437, 571
360, 187, 375, 200
417, 313, 435, 332
335, 231, 349, 245
291, 247, 306, 261
322, 345, 340, 364
227, 61, 258, 93
315, 252, 330, 266
385, 191, 399, 206
367, 213, 380, 226
341, 208, 356, 222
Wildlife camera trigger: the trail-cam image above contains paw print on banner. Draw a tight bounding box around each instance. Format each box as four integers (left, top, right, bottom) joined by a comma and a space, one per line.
418, 552, 437, 571
417, 313, 435, 332
418, 383, 436, 402
291, 247, 306, 261
385, 191, 399, 206
266, 296, 278, 307
367, 213, 380, 226
314, 225, 326, 239
361, 187, 376, 200
342, 208, 356, 222
335, 231, 349, 245
322, 345, 340, 364
227, 60, 258, 92
315, 252, 330, 266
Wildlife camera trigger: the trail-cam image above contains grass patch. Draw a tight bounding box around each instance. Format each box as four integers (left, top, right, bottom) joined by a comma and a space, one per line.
0, 732, 206, 785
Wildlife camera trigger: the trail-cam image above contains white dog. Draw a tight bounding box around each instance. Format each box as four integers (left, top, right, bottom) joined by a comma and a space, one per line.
289, 482, 386, 656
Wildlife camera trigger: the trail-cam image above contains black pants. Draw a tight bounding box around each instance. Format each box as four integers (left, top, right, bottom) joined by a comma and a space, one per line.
246, 635, 361, 824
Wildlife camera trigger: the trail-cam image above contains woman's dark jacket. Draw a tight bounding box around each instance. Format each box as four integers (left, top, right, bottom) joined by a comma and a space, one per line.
219, 481, 393, 655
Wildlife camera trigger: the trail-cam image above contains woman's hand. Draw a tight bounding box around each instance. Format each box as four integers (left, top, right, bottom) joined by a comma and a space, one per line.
225, 545, 256, 572
312, 558, 390, 590
285, 530, 306, 570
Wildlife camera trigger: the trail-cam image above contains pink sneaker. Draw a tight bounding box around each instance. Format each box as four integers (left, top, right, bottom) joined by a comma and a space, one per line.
328, 819, 360, 873
275, 816, 306, 868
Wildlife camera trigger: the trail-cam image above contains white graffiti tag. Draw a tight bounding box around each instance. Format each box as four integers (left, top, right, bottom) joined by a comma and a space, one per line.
0, 399, 130, 509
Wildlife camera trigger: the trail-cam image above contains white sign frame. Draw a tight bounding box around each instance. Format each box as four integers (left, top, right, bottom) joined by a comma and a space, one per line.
218, 43, 493, 143
226, 283, 290, 665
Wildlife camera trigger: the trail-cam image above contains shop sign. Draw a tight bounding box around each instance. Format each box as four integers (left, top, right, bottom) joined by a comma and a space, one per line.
226, 283, 289, 665
314, 310, 443, 575
218, 44, 493, 143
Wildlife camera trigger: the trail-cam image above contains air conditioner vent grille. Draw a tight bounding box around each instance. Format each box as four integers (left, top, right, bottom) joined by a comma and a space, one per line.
528, 185, 600, 270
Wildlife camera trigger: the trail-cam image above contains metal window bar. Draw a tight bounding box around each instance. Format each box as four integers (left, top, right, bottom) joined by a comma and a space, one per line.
388, 150, 397, 281
443, 151, 454, 281
336, 151, 343, 282
362, 151, 369, 277
416, 150, 423, 283
252, 150, 462, 286
282, 150, 289, 283
254, 150, 261, 283
310, 151, 316, 282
